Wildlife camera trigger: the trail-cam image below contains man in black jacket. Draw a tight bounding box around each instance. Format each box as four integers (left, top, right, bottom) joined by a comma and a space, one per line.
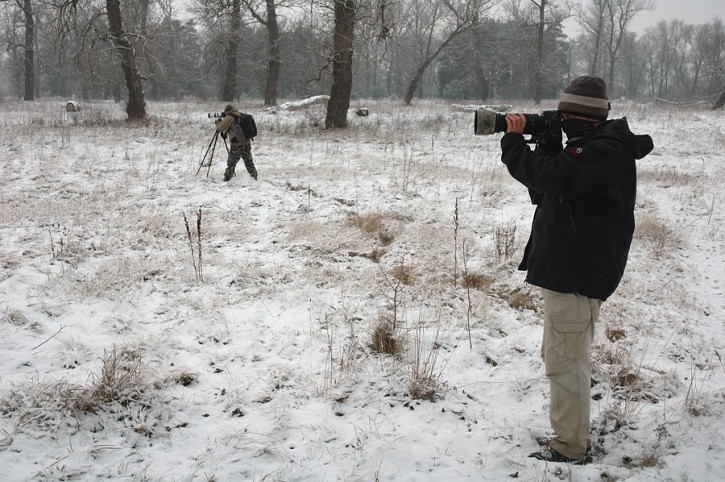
500, 76, 653, 464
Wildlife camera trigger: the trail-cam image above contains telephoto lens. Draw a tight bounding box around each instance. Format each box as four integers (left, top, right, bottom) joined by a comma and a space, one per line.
474, 109, 562, 137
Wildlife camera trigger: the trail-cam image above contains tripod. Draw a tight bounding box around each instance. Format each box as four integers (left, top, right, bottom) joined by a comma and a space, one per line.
196, 130, 229, 177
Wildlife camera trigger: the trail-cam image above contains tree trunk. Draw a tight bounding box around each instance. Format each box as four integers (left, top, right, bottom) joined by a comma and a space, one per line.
403, 29, 466, 106
138, 0, 159, 99
22, 0, 34, 101
533, 0, 546, 105
264, 0, 280, 106
222, 0, 241, 101
403, 61, 431, 106
714, 88, 725, 110
163, 7, 181, 99
473, 26, 489, 102
107, 0, 147, 120
325, 0, 355, 129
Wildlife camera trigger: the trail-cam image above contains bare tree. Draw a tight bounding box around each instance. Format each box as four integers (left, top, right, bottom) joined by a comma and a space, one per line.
703, 19, 725, 108
192, 0, 243, 100
503, 0, 567, 102
156, 0, 180, 99
643, 21, 677, 98
688, 23, 712, 96
602, 0, 653, 94
243, 0, 286, 106
106, 0, 147, 119
575, 0, 607, 75
221, 0, 241, 100
714, 87, 725, 109
135, 0, 161, 100
46, 0, 148, 119
618, 29, 645, 98
325, 0, 355, 128
20, 0, 34, 100
530, 0, 547, 104
401, 0, 497, 105
0, 0, 36, 99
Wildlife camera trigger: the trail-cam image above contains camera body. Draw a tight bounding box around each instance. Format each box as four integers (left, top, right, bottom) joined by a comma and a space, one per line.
475, 109, 562, 143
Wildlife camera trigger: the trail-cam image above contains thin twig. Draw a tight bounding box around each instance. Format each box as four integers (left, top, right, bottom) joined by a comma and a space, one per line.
196, 209, 203, 282
453, 197, 459, 287
31, 324, 65, 351
462, 241, 473, 349
183, 212, 200, 282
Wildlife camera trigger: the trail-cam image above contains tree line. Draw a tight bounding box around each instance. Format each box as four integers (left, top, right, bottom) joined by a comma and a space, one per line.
1, 0, 724, 126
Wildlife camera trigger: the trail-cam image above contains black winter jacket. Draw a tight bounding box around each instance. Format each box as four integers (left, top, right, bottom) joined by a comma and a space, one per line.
500, 118, 654, 301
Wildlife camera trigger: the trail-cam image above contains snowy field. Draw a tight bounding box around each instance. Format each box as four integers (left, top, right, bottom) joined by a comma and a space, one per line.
0, 98, 723, 481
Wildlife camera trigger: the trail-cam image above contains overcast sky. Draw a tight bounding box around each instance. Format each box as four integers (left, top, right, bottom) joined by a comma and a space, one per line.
626, 0, 723, 32
553, 0, 723, 37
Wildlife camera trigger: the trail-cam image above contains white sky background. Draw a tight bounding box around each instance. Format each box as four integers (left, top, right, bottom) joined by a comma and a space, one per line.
630, 0, 723, 29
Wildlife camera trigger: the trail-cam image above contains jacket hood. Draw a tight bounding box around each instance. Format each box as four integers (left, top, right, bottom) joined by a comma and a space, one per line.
599, 118, 654, 160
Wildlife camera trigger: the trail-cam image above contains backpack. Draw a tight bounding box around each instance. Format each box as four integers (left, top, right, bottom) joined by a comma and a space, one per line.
233, 113, 257, 140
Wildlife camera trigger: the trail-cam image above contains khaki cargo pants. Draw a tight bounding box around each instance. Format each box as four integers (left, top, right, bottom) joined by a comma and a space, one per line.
540, 288, 602, 459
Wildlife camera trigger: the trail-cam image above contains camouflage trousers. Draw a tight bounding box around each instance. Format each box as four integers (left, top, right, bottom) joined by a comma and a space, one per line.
225, 141, 257, 181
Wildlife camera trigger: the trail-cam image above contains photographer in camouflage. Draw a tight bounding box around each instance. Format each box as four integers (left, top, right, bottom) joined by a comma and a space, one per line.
216, 104, 258, 182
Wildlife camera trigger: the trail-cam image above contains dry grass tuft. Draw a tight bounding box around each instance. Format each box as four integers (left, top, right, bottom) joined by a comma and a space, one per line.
637, 167, 698, 188
409, 324, 448, 401
370, 319, 401, 355
366, 246, 386, 263
391, 262, 416, 286
635, 212, 680, 257
352, 213, 384, 234
171, 370, 199, 387
288, 220, 325, 240
75, 346, 149, 412
494, 222, 517, 262
493, 286, 539, 312
0, 379, 81, 430
409, 370, 439, 401
0, 345, 166, 435
605, 326, 627, 342
351, 213, 396, 246
460, 272, 494, 291
2, 308, 43, 332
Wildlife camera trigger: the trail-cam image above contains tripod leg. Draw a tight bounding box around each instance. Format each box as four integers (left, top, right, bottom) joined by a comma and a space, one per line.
197, 131, 219, 176
206, 133, 219, 177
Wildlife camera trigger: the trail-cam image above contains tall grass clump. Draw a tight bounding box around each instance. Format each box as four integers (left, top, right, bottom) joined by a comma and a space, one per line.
409, 323, 449, 401
635, 212, 679, 258
370, 262, 407, 355
0, 345, 177, 437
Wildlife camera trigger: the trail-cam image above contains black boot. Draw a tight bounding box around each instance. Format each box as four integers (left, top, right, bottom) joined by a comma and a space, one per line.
224, 167, 235, 181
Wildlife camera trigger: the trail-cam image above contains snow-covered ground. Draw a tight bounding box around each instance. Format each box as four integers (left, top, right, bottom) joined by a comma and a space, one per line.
0, 98, 722, 481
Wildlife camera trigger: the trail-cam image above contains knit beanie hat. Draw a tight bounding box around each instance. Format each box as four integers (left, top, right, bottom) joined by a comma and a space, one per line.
557, 76, 610, 119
